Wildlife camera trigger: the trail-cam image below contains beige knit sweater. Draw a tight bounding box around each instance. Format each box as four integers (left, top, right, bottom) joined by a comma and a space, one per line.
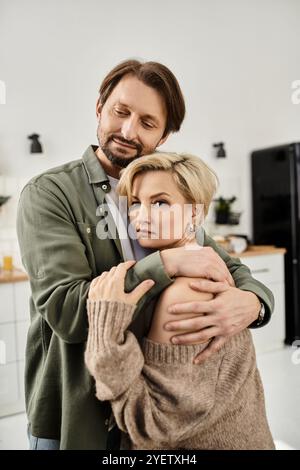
85, 300, 275, 450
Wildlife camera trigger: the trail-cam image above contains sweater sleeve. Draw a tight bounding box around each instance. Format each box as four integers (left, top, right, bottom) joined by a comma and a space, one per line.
85, 299, 222, 448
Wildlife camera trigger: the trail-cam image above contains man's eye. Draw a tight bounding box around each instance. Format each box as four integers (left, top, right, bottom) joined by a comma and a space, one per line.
115, 109, 127, 116
142, 121, 154, 129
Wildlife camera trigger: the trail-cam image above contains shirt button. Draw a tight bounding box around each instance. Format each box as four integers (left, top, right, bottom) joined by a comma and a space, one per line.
86, 227, 91, 234
104, 418, 109, 426
102, 184, 108, 191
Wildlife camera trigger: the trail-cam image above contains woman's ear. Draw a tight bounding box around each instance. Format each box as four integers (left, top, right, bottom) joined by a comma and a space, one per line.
96, 98, 102, 119
192, 203, 205, 226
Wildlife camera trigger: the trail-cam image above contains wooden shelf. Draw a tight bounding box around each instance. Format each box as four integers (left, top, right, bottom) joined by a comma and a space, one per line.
230, 245, 287, 258
0, 269, 28, 284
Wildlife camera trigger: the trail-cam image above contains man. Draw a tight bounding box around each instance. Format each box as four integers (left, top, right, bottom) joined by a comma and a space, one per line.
17, 59, 273, 450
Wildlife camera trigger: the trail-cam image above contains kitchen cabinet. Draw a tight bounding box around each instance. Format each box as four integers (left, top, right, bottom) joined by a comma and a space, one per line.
0, 272, 30, 417
238, 248, 286, 354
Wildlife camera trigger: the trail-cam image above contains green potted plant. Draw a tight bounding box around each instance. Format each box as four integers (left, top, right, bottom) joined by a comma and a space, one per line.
214, 196, 238, 225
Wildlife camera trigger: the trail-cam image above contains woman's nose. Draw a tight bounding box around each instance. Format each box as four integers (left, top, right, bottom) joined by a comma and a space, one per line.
135, 204, 151, 226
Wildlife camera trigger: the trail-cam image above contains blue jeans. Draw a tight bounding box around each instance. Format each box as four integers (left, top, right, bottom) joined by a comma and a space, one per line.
28, 426, 60, 450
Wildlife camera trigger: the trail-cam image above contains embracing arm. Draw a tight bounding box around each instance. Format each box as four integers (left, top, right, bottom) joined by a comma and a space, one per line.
17, 180, 173, 344
17, 182, 92, 343
203, 232, 274, 326
157, 231, 274, 328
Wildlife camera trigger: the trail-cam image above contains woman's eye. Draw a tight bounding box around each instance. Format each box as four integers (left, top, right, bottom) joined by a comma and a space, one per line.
152, 200, 169, 208
128, 202, 140, 213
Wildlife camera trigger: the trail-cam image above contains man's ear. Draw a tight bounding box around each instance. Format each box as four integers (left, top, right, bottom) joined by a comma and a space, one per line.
157, 132, 170, 148
96, 97, 102, 119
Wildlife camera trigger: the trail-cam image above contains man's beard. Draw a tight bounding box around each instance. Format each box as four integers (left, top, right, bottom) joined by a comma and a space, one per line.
99, 134, 143, 169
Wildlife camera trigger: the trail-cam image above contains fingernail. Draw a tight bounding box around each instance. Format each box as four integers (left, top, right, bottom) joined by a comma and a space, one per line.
172, 337, 179, 344
168, 307, 175, 313
164, 324, 171, 331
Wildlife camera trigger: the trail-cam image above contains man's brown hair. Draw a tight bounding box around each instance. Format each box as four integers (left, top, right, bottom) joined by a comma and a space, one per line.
99, 59, 185, 138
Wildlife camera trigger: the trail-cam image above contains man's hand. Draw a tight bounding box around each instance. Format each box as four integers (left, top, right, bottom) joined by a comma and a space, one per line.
161, 246, 234, 286
164, 279, 261, 364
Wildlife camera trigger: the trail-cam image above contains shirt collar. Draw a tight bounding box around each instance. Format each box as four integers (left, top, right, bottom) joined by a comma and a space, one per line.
82, 145, 110, 185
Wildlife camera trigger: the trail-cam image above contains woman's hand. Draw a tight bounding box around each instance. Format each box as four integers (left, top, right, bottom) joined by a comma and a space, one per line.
88, 260, 155, 305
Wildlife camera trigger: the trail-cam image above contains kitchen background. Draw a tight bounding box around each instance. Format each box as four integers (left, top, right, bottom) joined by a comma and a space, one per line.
0, 0, 300, 450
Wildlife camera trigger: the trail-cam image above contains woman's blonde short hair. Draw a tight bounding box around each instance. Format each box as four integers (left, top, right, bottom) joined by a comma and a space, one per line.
117, 152, 218, 217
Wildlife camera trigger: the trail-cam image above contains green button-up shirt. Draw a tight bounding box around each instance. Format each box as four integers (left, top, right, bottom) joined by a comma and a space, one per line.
16, 146, 274, 449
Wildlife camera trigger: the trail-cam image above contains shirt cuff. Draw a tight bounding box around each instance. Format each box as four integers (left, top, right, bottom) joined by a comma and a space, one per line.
239, 282, 274, 328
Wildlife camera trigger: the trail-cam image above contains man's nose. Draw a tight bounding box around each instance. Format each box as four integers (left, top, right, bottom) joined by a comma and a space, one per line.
121, 117, 138, 142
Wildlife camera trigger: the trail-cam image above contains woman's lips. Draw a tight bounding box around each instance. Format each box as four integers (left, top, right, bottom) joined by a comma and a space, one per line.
112, 137, 136, 149
138, 229, 155, 237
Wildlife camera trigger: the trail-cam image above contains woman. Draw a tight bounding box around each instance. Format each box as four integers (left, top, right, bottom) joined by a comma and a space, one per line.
85, 152, 275, 450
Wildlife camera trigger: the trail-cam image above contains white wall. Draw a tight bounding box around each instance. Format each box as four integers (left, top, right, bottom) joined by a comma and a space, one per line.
0, 0, 300, 246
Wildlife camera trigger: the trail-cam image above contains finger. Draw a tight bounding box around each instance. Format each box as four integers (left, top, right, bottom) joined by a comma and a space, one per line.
89, 273, 108, 300
165, 314, 217, 332
202, 249, 232, 282
221, 270, 234, 286
207, 266, 233, 286
121, 260, 137, 268
106, 266, 118, 282
167, 299, 216, 314
91, 272, 107, 287
90, 277, 99, 288
94, 271, 109, 285
171, 327, 220, 345
193, 336, 226, 364
204, 266, 227, 283
209, 257, 234, 286
129, 279, 155, 304
188, 279, 230, 294
115, 260, 136, 279
227, 273, 235, 287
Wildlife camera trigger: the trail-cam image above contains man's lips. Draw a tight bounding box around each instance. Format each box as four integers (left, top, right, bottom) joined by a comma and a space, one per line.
112, 137, 137, 149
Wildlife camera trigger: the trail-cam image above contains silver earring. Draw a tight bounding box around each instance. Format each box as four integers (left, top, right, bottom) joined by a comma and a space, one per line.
187, 222, 195, 234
